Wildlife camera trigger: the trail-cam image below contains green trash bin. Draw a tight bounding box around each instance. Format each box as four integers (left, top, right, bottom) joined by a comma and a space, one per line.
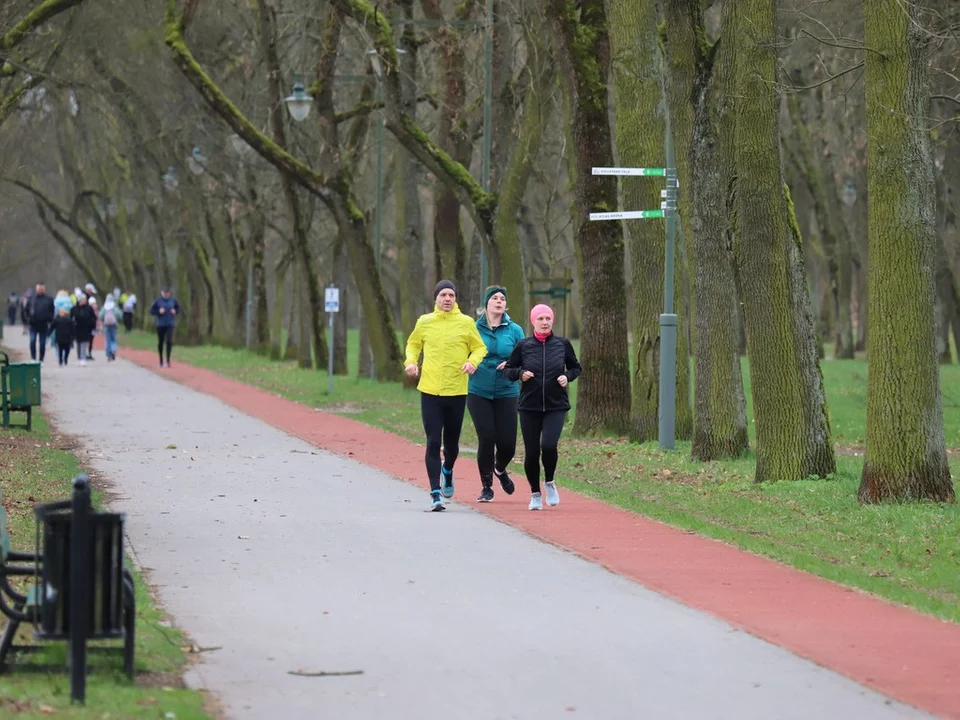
1, 353, 41, 430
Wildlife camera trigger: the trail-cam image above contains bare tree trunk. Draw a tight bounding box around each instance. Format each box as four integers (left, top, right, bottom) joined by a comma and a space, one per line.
859, 0, 953, 502
547, 0, 631, 436
492, 26, 554, 328
421, 0, 472, 285
395, 0, 425, 339
257, 0, 327, 366
664, 0, 748, 460
733, 0, 835, 481
333, 233, 349, 374
609, 0, 692, 442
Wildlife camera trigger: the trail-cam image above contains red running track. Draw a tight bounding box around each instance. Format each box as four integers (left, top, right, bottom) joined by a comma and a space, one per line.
121, 347, 960, 719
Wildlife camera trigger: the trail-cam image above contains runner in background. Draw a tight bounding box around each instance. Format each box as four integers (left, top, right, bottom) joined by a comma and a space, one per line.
404, 280, 487, 511
150, 285, 180, 367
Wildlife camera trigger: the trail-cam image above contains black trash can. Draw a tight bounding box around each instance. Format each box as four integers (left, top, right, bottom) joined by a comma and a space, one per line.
34, 500, 126, 640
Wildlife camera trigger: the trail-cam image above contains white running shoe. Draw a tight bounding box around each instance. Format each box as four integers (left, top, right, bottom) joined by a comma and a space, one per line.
528, 492, 543, 511
544, 482, 560, 507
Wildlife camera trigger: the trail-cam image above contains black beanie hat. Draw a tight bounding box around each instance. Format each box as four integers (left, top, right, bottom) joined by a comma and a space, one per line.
434, 280, 456, 299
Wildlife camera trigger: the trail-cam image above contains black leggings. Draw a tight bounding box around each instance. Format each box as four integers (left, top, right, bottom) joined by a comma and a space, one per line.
157, 326, 174, 363
421, 393, 467, 492
467, 395, 517, 479
58, 343, 71, 365
519, 411, 566, 493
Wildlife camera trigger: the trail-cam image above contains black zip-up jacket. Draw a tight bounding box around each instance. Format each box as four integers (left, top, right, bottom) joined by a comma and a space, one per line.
28, 293, 55, 329
51, 315, 75, 346
71, 304, 97, 342
502, 334, 582, 412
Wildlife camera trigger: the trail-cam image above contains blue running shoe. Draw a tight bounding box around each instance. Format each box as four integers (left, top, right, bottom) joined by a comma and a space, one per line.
440, 466, 455, 498
430, 490, 446, 511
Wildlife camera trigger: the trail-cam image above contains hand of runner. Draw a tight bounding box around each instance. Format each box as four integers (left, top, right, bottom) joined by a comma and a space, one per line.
461, 362, 476, 375
496, 361, 507, 371
405, 363, 419, 377
521, 370, 534, 381
558, 374, 568, 387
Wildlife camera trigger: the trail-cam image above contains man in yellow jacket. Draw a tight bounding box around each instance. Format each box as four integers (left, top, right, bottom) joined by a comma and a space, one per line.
405, 280, 487, 511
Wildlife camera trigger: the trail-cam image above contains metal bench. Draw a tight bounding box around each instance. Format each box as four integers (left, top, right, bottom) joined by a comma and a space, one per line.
0, 475, 135, 704
0, 350, 41, 431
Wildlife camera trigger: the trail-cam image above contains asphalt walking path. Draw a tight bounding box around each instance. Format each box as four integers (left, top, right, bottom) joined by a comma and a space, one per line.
1, 331, 952, 719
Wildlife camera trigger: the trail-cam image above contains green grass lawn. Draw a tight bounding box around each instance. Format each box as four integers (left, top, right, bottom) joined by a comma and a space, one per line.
0, 412, 210, 719
121, 329, 960, 623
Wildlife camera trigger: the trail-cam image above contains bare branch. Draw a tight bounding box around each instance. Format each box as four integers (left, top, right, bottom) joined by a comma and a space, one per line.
163, 0, 331, 197
0, 0, 85, 53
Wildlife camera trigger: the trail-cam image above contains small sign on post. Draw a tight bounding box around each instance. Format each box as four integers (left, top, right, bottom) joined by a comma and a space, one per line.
325, 287, 339, 394
325, 287, 340, 313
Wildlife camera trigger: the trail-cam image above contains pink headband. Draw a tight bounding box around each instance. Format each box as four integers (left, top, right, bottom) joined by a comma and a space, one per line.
530, 304, 554, 325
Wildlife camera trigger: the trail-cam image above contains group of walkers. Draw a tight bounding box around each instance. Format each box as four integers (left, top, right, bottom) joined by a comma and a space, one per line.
6, 282, 181, 368
405, 280, 581, 512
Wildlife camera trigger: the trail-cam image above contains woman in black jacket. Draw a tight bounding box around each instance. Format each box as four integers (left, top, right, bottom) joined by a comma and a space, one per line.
502, 304, 582, 510
70, 295, 97, 365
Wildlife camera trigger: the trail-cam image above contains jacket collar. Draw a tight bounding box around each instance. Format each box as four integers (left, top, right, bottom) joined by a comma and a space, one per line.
479, 310, 512, 330
433, 302, 462, 317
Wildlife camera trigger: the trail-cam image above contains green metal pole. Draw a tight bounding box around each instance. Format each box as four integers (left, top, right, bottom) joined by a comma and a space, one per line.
658, 114, 678, 450
480, 0, 493, 295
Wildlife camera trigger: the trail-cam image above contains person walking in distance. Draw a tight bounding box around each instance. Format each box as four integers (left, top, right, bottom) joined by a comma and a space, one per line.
70, 294, 97, 366
7, 291, 18, 327
405, 280, 487, 511
502, 304, 582, 511
99, 295, 122, 360
27, 284, 55, 362
121, 290, 137, 332
51, 308, 75, 366
150, 286, 180, 367
467, 286, 524, 502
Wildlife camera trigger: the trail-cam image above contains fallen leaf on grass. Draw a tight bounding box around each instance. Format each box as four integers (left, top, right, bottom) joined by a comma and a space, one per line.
38, 705, 56, 715
288, 668, 364, 677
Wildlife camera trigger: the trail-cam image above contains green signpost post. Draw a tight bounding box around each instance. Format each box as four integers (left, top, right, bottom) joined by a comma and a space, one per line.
589, 162, 679, 450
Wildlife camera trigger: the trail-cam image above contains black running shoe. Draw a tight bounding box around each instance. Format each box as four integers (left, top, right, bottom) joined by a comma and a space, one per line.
495, 469, 515, 495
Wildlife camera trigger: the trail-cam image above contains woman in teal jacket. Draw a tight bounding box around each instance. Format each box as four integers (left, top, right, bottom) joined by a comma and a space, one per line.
467, 286, 526, 502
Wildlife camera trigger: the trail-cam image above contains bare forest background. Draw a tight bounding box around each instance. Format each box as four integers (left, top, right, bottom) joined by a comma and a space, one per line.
1, 0, 958, 502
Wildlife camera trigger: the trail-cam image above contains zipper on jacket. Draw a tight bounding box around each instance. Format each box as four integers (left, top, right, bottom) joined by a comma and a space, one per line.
542, 339, 546, 411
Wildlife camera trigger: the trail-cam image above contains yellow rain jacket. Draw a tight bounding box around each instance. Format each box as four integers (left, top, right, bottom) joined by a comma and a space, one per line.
404, 303, 487, 396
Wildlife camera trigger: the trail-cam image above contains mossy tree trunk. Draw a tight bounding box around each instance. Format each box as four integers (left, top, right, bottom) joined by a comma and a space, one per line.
546, 0, 631, 436
858, 0, 953, 503
733, 0, 835, 481
395, 0, 426, 340
664, 0, 748, 460
609, 0, 691, 443
421, 0, 472, 285
492, 25, 554, 328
